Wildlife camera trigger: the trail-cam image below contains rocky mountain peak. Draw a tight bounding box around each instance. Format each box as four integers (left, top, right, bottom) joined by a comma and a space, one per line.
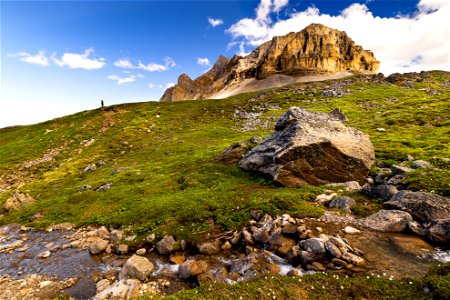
161, 24, 380, 101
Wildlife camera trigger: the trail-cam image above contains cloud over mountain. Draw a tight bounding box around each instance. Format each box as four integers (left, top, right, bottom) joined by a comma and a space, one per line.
227, 0, 449, 74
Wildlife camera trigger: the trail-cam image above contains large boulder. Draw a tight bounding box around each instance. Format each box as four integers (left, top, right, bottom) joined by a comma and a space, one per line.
239, 107, 375, 187
178, 260, 208, 279
356, 209, 413, 232
384, 191, 450, 224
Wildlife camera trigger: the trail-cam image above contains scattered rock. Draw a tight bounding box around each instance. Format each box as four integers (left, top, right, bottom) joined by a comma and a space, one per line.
198, 240, 221, 255
356, 209, 413, 232
239, 107, 375, 187
408, 221, 426, 236
268, 232, 297, 256
315, 193, 337, 205
83, 164, 97, 173
121, 255, 154, 281
79, 185, 92, 192
156, 235, 178, 255
299, 238, 326, 254
427, 218, 450, 244
343, 226, 360, 234
2, 191, 36, 212
327, 181, 361, 191
116, 244, 129, 254
111, 230, 123, 243
136, 248, 146, 255
89, 239, 109, 255
178, 260, 208, 279
37, 250, 51, 259
391, 165, 414, 175
384, 191, 450, 223
411, 160, 432, 169
96, 183, 113, 192
329, 196, 356, 211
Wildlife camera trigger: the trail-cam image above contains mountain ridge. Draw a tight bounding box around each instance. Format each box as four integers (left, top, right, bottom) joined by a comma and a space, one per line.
161, 23, 380, 101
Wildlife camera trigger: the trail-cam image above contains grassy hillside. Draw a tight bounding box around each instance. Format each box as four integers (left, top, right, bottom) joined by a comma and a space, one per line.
0, 71, 449, 241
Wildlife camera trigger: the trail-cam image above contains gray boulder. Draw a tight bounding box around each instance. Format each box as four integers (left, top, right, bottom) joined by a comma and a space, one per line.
427, 219, 450, 244
356, 209, 413, 232
239, 107, 375, 187
384, 191, 450, 223
329, 196, 356, 211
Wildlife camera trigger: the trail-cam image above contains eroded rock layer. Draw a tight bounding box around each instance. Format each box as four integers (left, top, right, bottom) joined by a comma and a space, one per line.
161, 23, 380, 101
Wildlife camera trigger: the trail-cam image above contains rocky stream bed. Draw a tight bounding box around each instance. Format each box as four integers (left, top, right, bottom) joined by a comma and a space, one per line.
1, 208, 449, 300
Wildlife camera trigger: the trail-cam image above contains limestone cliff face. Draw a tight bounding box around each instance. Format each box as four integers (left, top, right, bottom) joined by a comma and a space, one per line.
161, 24, 380, 101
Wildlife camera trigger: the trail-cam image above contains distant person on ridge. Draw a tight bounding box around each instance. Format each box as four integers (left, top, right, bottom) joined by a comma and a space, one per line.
101, 100, 104, 108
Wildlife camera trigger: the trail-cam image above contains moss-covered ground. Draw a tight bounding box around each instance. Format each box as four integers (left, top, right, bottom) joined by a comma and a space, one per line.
1, 71, 449, 240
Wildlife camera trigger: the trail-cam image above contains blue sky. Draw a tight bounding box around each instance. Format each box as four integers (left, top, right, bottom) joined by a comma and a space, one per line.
1, 0, 448, 127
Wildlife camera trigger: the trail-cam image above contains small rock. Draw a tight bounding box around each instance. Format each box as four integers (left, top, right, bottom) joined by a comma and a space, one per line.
170, 252, 186, 264
156, 235, 178, 255
411, 160, 432, 169
39, 281, 52, 289
79, 185, 92, 192
178, 260, 208, 279
391, 165, 414, 175
427, 218, 450, 244
343, 226, 360, 234
89, 240, 109, 255
146, 233, 156, 242
83, 164, 97, 173
37, 251, 51, 259
136, 248, 146, 255
110, 230, 123, 243
96, 279, 111, 293
408, 221, 426, 236
341, 252, 365, 266
95, 183, 113, 192
329, 196, 356, 211
299, 238, 326, 254
315, 193, 337, 205
121, 254, 154, 281
116, 244, 129, 254
198, 240, 221, 255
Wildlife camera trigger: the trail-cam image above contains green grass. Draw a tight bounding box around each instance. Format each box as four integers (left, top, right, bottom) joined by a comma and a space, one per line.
1, 71, 449, 240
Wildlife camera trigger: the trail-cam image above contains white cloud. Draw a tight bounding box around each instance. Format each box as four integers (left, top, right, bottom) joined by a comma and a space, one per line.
197, 57, 211, 67
9, 51, 50, 66
166, 82, 176, 89
108, 73, 144, 85
227, 0, 450, 74
114, 58, 134, 69
208, 17, 224, 27
52, 48, 106, 70
148, 83, 155, 89
136, 57, 176, 72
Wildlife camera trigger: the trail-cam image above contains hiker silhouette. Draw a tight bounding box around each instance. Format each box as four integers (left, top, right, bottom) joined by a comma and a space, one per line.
101, 100, 104, 108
